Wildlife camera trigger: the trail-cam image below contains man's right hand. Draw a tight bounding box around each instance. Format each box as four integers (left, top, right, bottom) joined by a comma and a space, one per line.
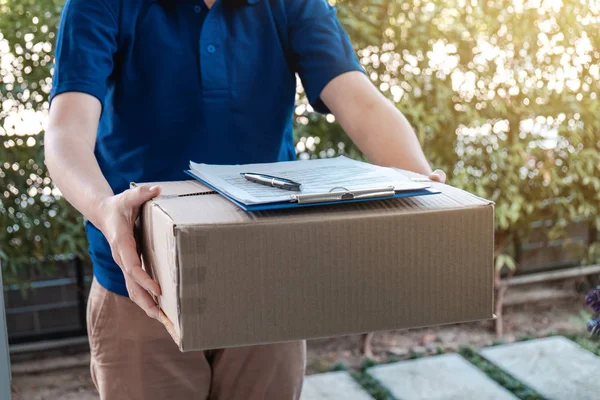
97, 185, 163, 319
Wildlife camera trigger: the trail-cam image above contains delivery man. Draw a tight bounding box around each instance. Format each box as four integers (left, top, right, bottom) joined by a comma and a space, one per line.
44, 0, 445, 398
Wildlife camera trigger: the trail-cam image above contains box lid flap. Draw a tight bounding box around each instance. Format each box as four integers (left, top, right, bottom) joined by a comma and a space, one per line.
135, 179, 492, 226
132, 180, 214, 197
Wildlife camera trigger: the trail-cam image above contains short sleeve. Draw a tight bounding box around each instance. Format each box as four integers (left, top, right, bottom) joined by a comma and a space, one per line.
287, 0, 365, 114
50, 0, 119, 108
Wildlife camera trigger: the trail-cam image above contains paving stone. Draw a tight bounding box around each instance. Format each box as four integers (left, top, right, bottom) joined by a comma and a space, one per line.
481, 336, 600, 400
300, 371, 373, 400
368, 353, 518, 400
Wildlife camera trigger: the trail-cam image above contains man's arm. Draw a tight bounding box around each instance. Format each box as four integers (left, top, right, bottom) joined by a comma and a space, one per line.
283, 0, 443, 180
45, 92, 161, 318
321, 71, 446, 182
45, 93, 113, 226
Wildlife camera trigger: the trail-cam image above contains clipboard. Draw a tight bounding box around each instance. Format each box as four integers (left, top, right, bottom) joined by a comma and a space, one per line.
185, 170, 438, 211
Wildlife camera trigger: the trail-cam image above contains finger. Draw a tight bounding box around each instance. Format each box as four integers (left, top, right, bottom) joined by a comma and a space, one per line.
126, 279, 160, 319
429, 169, 446, 183
158, 309, 179, 342
124, 185, 162, 209
119, 236, 161, 296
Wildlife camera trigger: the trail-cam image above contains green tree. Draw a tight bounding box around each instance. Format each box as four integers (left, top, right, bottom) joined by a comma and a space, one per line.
1, 0, 87, 283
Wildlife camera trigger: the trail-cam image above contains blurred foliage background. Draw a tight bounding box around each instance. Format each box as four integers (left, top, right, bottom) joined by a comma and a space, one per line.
1, 0, 600, 284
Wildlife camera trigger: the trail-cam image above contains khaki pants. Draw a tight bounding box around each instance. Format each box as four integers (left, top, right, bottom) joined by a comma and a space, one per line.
87, 279, 306, 400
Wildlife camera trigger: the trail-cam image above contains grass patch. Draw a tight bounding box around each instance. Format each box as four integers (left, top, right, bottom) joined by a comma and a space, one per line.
565, 333, 600, 356
515, 334, 537, 342
351, 370, 397, 400
349, 358, 399, 400
459, 347, 546, 400
327, 362, 347, 372
321, 358, 398, 399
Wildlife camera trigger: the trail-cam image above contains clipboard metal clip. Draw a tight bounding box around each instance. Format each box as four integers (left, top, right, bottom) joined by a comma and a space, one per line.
290, 186, 396, 204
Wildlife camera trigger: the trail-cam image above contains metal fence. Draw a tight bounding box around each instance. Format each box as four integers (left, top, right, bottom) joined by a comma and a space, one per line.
518, 220, 597, 274
3, 258, 92, 344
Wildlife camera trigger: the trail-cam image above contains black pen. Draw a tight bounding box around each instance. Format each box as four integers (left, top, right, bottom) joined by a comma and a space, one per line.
240, 173, 302, 191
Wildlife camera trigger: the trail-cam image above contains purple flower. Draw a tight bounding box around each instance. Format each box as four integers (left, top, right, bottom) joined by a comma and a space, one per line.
586, 293, 596, 305
585, 289, 600, 306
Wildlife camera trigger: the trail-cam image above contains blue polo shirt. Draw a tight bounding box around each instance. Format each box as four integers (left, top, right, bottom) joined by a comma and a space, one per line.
50, 0, 363, 296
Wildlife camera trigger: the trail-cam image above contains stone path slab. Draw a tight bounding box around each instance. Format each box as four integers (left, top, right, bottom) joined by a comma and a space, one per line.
367, 353, 518, 400
481, 336, 600, 400
300, 371, 373, 400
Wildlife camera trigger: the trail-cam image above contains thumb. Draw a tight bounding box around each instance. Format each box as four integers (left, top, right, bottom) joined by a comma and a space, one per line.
429, 170, 446, 183
125, 185, 162, 208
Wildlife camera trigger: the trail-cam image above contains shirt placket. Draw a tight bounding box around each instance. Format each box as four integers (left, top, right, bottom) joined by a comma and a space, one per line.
197, 1, 228, 93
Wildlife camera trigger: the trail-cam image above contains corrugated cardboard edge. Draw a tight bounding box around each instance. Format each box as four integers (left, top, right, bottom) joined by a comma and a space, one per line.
428, 181, 496, 323
178, 316, 496, 352
173, 203, 495, 351
132, 180, 215, 349
132, 180, 216, 221
430, 182, 499, 320
174, 202, 496, 351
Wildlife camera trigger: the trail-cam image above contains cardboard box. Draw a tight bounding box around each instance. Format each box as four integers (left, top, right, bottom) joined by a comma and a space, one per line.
137, 179, 494, 352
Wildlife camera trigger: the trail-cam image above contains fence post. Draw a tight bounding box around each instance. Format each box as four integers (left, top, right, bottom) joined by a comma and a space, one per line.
590, 223, 598, 251
0, 260, 12, 400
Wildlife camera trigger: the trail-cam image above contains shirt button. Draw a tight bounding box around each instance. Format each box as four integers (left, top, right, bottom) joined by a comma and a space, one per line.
193, 5, 202, 13
207, 44, 216, 53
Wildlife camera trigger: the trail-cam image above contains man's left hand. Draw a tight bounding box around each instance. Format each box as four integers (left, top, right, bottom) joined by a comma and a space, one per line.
429, 169, 446, 183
